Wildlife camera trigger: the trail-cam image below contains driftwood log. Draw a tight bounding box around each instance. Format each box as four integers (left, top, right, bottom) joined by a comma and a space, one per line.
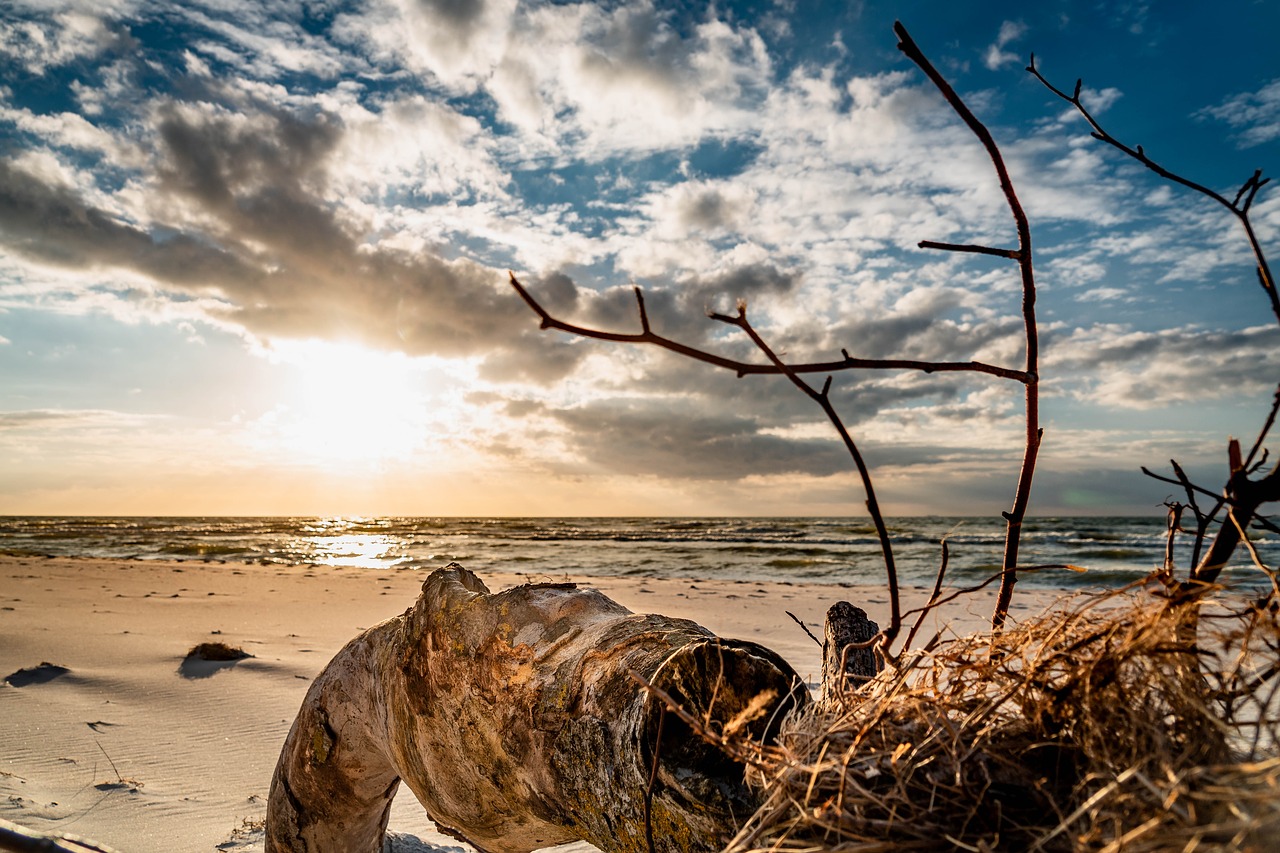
266, 564, 807, 853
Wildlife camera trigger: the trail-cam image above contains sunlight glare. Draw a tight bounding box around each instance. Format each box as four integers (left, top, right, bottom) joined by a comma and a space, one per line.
266, 341, 439, 468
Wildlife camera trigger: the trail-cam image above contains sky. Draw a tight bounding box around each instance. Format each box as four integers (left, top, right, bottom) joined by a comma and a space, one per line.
0, 0, 1278, 518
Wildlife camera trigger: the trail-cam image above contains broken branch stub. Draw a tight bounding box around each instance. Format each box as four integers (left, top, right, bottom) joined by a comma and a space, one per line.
821, 602, 882, 703
266, 564, 808, 853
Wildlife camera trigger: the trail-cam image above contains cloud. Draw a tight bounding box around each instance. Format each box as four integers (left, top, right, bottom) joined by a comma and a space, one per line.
0, 409, 101, 429
335, 0, 517, 88
0, 104, 140, 165
173, 4, 355, 80
1196, 78, 1280, 149
0, 7, 132, 75
338, 0, 772, 156
983, 20, 1026, 71
1, 0, 1274, 518
1047, 323, 1280, 408
0, 99, 572, 379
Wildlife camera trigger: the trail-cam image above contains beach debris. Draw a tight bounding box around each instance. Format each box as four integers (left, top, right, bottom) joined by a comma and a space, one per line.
819, 602, 882, 703
730, 585, 1280, 852
179, 642, 253, 680
266, 563, 807, 853
4, 662, 69, 687
185, 642, 252, 661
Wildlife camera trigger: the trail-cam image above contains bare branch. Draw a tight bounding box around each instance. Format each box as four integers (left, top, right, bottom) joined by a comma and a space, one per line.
1161, 503, 1183, 587
918, 240, 1021, 260
897, 21, 1042, 630
1027, 57, 1278, 327
1142, 464, 1220, 506
1228, 512, 1280, 604
510, 273, 1030, 383
1244, 384, 1280, 472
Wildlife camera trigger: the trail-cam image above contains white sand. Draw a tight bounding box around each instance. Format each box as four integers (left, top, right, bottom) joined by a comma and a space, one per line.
0, 555, 1051, 852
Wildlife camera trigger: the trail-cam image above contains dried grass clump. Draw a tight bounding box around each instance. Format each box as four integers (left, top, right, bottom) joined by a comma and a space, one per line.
735, 586, 1280, 852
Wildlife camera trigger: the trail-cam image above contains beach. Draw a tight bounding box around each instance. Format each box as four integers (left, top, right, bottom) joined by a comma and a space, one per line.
0, 554, 1052, 852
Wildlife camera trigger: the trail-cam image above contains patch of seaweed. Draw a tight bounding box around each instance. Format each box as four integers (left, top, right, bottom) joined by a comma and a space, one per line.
186, 642, 252, 662
734, 585, 1280, 852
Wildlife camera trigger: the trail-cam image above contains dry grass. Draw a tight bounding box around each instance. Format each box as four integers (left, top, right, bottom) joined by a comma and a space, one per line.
734, 584, 1280, 852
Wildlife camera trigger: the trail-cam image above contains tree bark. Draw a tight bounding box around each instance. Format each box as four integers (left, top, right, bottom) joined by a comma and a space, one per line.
266, 564, 807, 853
821, 602, 882, 703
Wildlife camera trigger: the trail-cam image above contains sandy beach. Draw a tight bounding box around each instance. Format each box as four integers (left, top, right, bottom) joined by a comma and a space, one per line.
0, 554, 1053, 852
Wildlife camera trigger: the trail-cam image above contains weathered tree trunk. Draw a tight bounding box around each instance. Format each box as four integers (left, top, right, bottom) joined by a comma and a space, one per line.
820, 602, 882, 703
267, 564, 807, 853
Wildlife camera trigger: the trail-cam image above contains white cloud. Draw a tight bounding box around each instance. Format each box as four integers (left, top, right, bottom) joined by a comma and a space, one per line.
0, 104, 143, 167
0, 8, 125, 75
983, 20, 1026, 71
1196, 78, 1280, 149
339, 0, 772, 157
327, 94, 511, 202
168, 1, 359, 80
335, 0, 518, 88
1075, 286, 1129, 302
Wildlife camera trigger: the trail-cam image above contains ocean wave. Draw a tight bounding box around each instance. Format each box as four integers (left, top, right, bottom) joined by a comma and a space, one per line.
3, 516, 1277, 591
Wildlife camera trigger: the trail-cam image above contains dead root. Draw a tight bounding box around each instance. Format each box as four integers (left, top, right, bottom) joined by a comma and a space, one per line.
734, 584, 1280, 852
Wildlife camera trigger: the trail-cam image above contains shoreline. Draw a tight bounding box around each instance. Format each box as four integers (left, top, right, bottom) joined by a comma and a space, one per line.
0, 554, 1056, 852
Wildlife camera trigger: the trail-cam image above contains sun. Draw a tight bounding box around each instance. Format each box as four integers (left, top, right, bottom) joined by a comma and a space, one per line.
263, 340, 436, 468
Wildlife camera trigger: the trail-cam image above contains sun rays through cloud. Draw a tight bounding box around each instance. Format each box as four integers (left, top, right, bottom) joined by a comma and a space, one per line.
0, 0, 1277, 516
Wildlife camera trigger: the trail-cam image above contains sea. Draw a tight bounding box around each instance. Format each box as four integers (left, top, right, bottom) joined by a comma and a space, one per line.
1, 515, 1276, 592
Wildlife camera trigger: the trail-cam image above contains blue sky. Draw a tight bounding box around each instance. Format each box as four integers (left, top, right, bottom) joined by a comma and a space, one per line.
0, 0, 1277, 517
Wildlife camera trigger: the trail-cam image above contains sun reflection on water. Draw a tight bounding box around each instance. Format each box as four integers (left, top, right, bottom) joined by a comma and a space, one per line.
288, 518, 410, 568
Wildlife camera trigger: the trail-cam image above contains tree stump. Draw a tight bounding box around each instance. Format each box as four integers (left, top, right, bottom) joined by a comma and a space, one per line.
820, 601, 882, 703
266, 564, 808, 853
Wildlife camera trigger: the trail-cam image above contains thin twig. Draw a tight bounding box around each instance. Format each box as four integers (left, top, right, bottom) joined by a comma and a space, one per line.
1027, 57, 1277, 325
643, 706, 665, 853
903, 538, 950, 653
1244, 385, 1280, 472
709, 304, 903, 648
918, 241, 1021, 260
786, 611, 823, 647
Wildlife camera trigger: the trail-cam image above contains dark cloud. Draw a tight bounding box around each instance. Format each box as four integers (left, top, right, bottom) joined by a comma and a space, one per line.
528, 395, 1008, 482
1052, 325, 1280, 369
677, 187, 737, 230
0, 101, 589, 378
416, 0, 488, 30
0, 158, 261, 289
550, 401, 849, 480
